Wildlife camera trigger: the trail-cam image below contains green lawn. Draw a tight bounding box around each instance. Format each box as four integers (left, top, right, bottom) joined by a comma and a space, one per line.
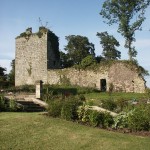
0, 112, 150, 150
84, 92, 146, 105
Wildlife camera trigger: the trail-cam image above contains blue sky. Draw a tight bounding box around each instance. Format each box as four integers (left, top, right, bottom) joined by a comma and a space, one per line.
0, 0, 150, 87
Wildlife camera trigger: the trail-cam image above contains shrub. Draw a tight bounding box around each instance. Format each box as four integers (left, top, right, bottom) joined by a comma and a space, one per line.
42, 87, 54, 102
101, 99, 117, 111
0, 96, 6, 111
128, 105, 150, 131
9, 99, 17, 112
113, 112, 129, 129
47, 100, 64, 117
8, 85, 35, 93
80, 55, 97, 69
77, 103, 114, 128
61, 96, 83, 120
77, 104, 90, 123
115, 98, 128, 112
89, 110, 103, 127
0, 96, 21, 112
103, 112, 114, 128
86, 99, 94, 106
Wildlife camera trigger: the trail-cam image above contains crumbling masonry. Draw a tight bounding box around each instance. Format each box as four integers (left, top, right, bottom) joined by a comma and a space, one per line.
15, 28, 146, 93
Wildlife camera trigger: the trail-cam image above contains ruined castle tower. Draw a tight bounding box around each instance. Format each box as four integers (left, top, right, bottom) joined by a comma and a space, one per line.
15, 27, 146, 93
15, 27, 60, 86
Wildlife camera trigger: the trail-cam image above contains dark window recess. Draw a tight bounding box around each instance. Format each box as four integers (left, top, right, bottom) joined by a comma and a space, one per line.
100, 79, 106, 92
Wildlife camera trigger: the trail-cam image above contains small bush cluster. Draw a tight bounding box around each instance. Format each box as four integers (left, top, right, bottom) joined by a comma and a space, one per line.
101, 99, 117, 111
77, 103, 114, 128
0, 96, 21, 112
128, 105, 150, 131
113, 104, 150, 131
47, 95, 83, 121
35, 84, 150, 132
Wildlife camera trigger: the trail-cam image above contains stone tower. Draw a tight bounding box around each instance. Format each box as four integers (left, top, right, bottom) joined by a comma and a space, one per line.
15, 27, 60, 86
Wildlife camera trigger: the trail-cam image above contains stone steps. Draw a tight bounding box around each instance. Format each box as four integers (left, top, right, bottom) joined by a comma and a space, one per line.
16, 100, 46, 112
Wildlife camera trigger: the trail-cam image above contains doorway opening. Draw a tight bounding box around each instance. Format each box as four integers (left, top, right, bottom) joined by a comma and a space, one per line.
100, 79, 106, 92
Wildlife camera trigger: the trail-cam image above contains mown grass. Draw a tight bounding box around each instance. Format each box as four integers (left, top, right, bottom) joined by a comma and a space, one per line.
0, 112, 150, 150
84, 92, 146, 105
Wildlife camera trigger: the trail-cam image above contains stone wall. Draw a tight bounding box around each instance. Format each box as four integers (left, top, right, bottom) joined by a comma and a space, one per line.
15, 33, 48, 86
47, 63, 146, 93
15, 28, 146, 93
15, 28, 60, 86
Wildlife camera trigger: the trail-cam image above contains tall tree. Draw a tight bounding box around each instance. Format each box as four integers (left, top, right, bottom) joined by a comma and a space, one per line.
0, 66, 7, 88
65, 35, 95, 64
60, 51, 73, 68
97, 32, 121, 60
8, 59, 15, 85
100, 0, 150, 60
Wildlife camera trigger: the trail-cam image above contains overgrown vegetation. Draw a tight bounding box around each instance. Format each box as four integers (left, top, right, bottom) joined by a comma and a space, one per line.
73, 58, 149, 77
47, 95, 84, 121
1, 85, 35, 94
77, 103, 114, 128
41, 84, 150, 132
0, 95, 22, 112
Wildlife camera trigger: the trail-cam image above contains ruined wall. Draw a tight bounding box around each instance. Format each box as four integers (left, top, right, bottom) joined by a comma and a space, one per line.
15, 28, 60, 86
15, 33, 48, 86
47, 68, 108, 88
15, 28, 146, 93
47, 63, 146, 93
108, 63, 145, 93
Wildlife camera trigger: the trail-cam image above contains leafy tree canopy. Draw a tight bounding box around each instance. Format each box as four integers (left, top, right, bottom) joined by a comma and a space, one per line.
0, 66, 7, 82
97, 32, 121, 60
65, 35, 95, 64
100, 0, 150, 60
60, 51, 74, 68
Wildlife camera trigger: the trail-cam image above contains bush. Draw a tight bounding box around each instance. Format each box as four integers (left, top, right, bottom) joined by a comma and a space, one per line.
77, 104, 90, 123
86, 99, 94, 106
128, 105, 150, 131
113, 112, 129, 129
9, 99, 18, 112
42, 87, 54, 102
0, 96, 6, 111
103, 112, 114, 128
7, 85, 35, 93
89, 110, 105, 127
47, 100, 64, 117
80, 55, 97, 69
47, 95, 83, 120
101, 99, 117, 111
61, 96, 83, 120
77, 103, 114, 128
115, 98, 128, 112
0, 96, 21, 112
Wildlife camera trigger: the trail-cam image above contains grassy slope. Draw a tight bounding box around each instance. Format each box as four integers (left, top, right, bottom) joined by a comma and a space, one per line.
84, 92, 146, 105
0, 112, 150, 150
